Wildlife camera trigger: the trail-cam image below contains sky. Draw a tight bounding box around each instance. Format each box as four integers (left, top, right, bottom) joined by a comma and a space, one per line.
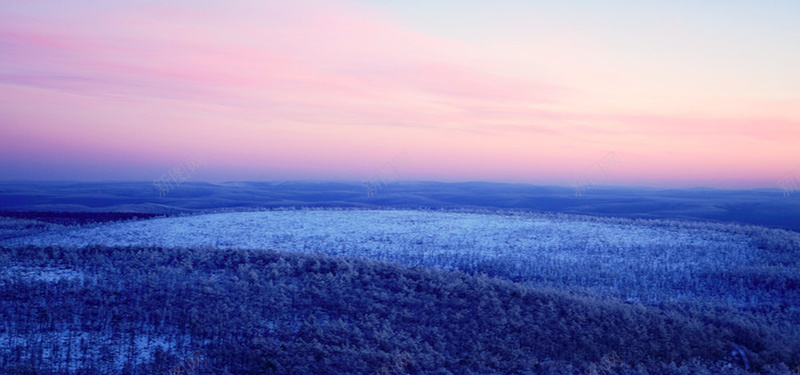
1, 0, 799, 188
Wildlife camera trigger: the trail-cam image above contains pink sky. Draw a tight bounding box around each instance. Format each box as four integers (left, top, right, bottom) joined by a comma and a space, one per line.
1, 0, 799, 188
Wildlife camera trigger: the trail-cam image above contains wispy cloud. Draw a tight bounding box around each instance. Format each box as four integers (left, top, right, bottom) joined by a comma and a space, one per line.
0, 1, 798, 187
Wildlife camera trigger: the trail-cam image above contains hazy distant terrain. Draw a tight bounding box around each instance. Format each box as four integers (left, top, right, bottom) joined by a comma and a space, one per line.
1, 181, 798, 231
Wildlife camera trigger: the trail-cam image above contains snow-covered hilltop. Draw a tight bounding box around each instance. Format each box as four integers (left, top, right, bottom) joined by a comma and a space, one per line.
4, 209, 798, 308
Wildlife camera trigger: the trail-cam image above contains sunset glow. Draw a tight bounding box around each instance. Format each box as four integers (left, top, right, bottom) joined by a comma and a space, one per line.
2, 0, 799, 188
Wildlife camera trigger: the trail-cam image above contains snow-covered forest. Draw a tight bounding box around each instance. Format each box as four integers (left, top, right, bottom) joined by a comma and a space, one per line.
2, 208, 799, 374
4, 209, 798, 308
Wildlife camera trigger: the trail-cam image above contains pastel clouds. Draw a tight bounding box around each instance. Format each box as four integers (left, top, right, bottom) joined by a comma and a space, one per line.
0, 0, 798, 188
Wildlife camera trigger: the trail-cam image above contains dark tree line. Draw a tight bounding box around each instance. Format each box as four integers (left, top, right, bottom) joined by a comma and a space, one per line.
0, 211, 163, 226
